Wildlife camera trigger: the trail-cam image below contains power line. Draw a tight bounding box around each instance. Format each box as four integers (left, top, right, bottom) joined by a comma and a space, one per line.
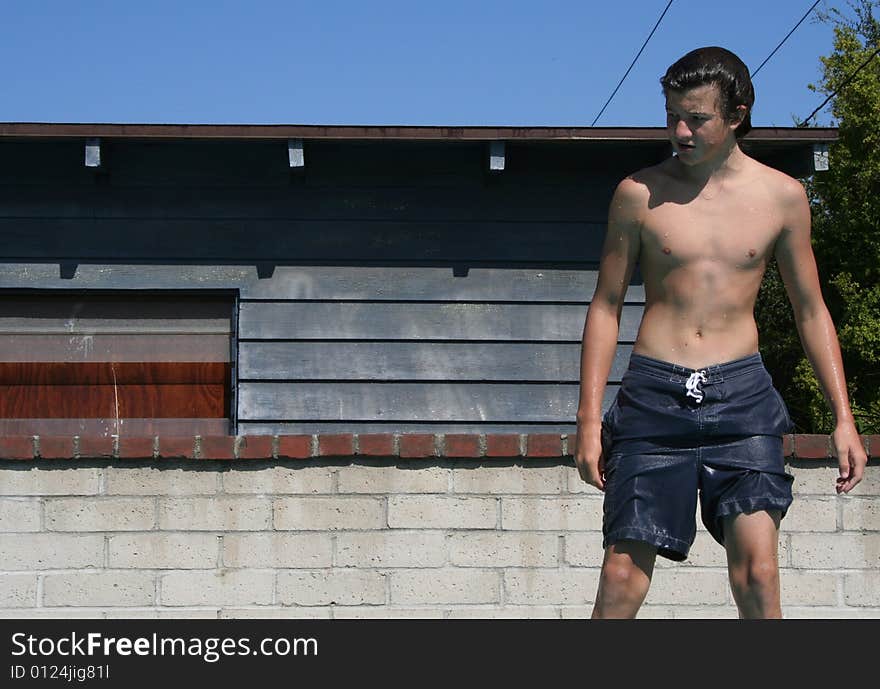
798, 42, 880, 125
751, 0, 822, 78
590, 0, 674, 126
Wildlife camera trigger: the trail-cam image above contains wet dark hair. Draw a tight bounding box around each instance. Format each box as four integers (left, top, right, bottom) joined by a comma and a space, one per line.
660, 46, 754, 138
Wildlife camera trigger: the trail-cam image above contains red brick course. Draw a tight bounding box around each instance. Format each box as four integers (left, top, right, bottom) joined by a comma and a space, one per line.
782, 434, 794, 458
238, 435, 275, 459
118, 436, 156, 459
277, 435, 312, 459
77, 435, 115, 459
0, 436, 35, 460
318, 434, 354, 457
157, 436, 197, 459
794, 434, 831, 459
1, 433, 874, 462
199, 436, 236, 460
39, 436, 74, 460
399, 434, 436, 458
444, 434, 482, 458
485, 434, 521, 457
357, 434, 395, 456
526, 434, 563, 458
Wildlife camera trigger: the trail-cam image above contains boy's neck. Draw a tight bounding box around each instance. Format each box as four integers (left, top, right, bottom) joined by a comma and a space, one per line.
675, 137, 746, 185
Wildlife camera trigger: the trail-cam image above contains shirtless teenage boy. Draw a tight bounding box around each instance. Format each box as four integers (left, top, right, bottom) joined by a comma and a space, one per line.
574, 46, 867, 619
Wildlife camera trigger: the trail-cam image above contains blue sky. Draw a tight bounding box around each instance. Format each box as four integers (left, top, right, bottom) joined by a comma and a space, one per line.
2, 1, 845, 127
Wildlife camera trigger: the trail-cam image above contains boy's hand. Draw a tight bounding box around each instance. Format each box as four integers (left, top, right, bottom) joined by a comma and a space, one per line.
831, 422, 868, 494
574, 419, 606, 491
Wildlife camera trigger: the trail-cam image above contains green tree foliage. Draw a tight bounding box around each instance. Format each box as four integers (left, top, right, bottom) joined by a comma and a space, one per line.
756, 0, 880, 433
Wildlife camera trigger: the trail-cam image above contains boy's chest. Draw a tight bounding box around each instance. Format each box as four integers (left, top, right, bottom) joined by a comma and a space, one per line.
640, 194, 783, 269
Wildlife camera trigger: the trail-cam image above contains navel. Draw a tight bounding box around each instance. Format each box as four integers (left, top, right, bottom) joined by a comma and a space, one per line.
663, 247, 671, 255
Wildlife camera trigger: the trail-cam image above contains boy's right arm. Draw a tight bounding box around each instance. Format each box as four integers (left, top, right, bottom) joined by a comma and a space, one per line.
575, 177, 644, 489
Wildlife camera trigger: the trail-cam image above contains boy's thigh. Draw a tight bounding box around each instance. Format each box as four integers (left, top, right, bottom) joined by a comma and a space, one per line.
600, 540, 659, 580
722, 510, 782, 566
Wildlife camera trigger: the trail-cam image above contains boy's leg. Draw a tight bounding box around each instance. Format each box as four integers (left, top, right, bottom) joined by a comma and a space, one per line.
722, 510, 783, 619
591, 540, 658, 619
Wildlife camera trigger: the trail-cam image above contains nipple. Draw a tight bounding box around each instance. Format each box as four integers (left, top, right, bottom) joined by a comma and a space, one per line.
748, 248, 756, 258
663, 247, 671, 255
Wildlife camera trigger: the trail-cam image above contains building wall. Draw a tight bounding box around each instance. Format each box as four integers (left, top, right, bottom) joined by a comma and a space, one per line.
1, 439, 877, 619
0, 139, 660, 435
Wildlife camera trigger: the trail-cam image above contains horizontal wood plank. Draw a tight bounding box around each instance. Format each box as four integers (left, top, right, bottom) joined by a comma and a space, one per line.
239, 342, 633, 382
0, 418, 230, 436
0, 362, 229, 385
0, 219, 605, 262
238, 302, 642, 341
0, 384, 228, 418
0, 264, 646, 303
0, 334, 230, 362
239, 422, 578, 435
237, 382, 618, 423
0, 185, 613, 223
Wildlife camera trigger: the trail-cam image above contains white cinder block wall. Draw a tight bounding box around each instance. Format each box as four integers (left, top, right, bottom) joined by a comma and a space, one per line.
1, 459, 877, 619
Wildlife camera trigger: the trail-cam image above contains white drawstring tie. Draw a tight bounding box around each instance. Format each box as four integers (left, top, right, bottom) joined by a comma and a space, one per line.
685, 370, 708, 403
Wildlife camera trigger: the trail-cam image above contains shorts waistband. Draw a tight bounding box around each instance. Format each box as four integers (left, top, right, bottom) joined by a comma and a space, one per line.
627, 352, 765, 384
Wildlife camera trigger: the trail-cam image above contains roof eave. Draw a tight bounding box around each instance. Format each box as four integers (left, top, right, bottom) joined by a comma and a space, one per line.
0, 122, 839, 143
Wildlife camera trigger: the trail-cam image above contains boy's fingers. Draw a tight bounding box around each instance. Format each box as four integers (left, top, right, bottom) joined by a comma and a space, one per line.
836, 463, 863, 494
576, 459, 604, 491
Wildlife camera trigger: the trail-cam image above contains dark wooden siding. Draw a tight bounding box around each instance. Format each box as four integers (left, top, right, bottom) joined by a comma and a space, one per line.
0, 139, 663, 434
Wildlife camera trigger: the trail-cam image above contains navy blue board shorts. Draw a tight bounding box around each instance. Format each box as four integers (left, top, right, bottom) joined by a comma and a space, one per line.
600, 352, 794, 561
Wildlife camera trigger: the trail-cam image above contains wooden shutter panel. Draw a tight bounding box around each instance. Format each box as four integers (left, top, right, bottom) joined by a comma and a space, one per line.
0, 293, 233, 436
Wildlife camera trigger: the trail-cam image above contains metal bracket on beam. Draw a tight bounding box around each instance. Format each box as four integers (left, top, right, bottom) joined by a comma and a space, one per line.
60, 262, 78, 279
489, 141, 505, 172
256, 262, 276, 279
85, 138, 101, 168
288, 139, 305, 168
813, 143, 829, 172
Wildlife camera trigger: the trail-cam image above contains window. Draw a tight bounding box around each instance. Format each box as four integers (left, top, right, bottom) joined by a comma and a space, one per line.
0, 292, 234, 436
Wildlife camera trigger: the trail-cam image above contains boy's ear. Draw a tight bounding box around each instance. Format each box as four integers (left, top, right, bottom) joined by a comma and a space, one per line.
731, 104, 748, 129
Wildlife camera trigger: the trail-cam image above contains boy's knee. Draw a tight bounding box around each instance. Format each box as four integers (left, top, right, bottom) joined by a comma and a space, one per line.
730, 556, 779, 593
601, 558, 651, 596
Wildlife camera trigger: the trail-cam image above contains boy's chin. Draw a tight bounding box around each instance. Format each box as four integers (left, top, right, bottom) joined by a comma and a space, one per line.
674, 151, 700, 165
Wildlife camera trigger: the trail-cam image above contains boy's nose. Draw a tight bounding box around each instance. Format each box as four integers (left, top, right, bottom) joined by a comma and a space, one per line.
675, 120, 692, 139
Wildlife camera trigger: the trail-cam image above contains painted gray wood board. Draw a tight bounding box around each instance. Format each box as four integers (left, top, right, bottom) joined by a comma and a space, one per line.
238, 382, 618, 422
0, 296, 231, 334
0, 418, 230, 436
0, 265, 646, 303
0, 219, 606, 262
239, 343, 633, 382
0, 185, 614, 223
237, 303, 642, 342
0, 334, 231, 361
240, 422, 579, 435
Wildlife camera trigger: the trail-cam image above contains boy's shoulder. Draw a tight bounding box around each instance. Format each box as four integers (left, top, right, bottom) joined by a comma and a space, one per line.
611, 161, 667, 202
615, 154, 807, 204
743, 154, 805, 191
617, 158, 677, 193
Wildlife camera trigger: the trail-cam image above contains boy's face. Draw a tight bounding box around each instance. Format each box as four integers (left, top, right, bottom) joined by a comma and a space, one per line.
665, 83, 743, 166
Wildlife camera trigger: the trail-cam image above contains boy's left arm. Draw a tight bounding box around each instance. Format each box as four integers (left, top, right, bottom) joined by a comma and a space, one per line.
773, 178, 868, 494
